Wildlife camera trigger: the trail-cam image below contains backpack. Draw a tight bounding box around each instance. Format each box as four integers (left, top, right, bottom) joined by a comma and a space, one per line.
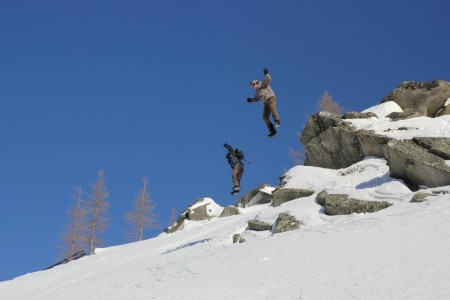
234, 148, 244, 159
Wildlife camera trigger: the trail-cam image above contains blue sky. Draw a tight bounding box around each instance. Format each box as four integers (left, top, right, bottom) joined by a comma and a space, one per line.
1, 0, 449, 281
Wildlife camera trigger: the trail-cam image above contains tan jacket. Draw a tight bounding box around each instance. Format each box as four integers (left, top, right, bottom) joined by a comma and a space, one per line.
253, 74, 276, 104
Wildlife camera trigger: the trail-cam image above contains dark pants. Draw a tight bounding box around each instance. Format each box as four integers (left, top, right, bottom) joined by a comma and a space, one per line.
232, 163, 244, 188
263, 97, 280, 131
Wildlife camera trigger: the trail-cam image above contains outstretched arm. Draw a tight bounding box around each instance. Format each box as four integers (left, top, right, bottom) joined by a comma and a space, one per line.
223, 143, 235, 154
260, 73, 272, 89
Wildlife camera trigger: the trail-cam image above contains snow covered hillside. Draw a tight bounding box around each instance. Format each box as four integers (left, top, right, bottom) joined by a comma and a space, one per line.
2, 103, 450, 300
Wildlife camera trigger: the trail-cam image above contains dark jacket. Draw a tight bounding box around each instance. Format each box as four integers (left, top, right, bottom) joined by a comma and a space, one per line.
224, 144, 242, 169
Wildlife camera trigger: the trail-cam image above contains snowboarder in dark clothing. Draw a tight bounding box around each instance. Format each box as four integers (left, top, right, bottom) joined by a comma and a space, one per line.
224, 143, 244, 195
247, 68, 281, 137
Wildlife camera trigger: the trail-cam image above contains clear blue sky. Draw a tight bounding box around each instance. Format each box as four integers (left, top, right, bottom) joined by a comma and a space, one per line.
1, 0, 449, 281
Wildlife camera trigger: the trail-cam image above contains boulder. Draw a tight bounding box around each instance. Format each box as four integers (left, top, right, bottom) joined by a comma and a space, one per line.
219, 205, 240, 218
164, 198, 222, 233
272, 188, 315, 207
379, 80, 450, 117
317, 191, 392, 215
386, 139, 450, 187
247, 219, 272, 231
236, 184, 273, 208
300, 112, 350, 145
272, 213, 303, 233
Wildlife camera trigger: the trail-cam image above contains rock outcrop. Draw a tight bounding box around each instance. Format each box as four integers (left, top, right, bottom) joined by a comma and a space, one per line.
272, 213, 303, 233
379, 80, 450, 117
301, 82, 450, 188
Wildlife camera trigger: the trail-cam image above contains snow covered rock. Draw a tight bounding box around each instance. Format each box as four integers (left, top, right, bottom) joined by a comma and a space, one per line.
236, 184, 273, 208
164, 198, 223, 233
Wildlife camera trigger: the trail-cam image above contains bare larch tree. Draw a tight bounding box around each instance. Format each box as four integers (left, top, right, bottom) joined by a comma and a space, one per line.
87, 170, 110, 255
59, 187, 87, 262
316, 90, 345, 114
168, 208, 177, 228
125, 177, 158, 242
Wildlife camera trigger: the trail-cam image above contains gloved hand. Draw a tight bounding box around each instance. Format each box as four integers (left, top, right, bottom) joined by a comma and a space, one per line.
263, 68, 269, 75
247, 98, 253, 102
223, 143, 229, 148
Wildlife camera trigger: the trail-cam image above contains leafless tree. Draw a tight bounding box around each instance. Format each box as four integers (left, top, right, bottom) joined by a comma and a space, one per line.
316, 90, 344, 114
58, 187, 87, 262
124, 178, 158, 242
168, 208, 177, 227
87, 170, 110, 255
288, 146, 305, 166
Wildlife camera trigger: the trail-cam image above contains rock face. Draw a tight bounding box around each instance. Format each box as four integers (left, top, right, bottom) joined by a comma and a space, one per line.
272, 213, 303, 233
271, 188, 315, 207
301, 112, 393, 169
379, 80, 450, 117
317, 191, 392, 215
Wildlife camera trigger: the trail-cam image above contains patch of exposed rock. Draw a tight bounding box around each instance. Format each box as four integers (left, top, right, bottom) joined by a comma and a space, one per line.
232, 234, 246, 243
411, 192, 434, 203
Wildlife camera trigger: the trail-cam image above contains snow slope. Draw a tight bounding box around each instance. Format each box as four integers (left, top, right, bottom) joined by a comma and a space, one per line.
2, 103, 450, 300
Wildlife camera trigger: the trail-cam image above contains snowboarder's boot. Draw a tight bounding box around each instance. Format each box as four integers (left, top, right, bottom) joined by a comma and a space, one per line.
274, 120, 281, 128
268, 123, 277, 137
231, 186, 241, 195
268, 129, 277, 137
